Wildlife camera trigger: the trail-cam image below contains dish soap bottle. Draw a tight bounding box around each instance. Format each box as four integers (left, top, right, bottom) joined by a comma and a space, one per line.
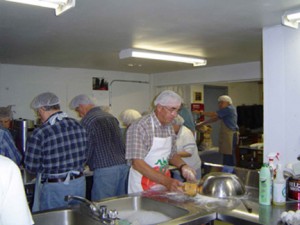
273, 163, 286, 205
259, 163, 271, 205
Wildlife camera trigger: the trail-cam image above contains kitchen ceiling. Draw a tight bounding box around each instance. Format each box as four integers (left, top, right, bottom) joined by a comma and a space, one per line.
0, 0, 300, 74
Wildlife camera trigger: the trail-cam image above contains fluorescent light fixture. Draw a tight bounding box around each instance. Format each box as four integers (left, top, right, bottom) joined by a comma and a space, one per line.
5, 0, 75, 16
119, 48, 207, 67
282, 9, 300, 29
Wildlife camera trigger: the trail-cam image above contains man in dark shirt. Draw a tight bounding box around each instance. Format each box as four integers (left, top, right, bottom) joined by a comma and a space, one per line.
70, 94, 129, 201
25, 92, 88, 212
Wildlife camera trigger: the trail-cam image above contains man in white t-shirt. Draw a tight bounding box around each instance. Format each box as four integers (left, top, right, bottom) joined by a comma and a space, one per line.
0, 155, 34, 225
172, 115, 202, 182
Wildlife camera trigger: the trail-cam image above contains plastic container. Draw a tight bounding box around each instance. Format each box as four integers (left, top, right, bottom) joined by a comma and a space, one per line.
273, 164, 286, 205
259, 163, 272, 205
267, 152, 279, 178
267, 152, 279, 202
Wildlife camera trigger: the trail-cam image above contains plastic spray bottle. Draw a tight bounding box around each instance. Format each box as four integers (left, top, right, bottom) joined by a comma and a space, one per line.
267, 152, 279, 202
259, 163, 272, 205
272, 164, 286, 205
267, 152, 279, 178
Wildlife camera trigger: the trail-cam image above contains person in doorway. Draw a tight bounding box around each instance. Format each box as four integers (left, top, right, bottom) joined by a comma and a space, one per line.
126, 90, 197, 194
24, 92, 88, 212
0, 155, 34, 225
0, 126, 22, 166
70, 94, 129, 201
171, 115, 201, 182
196, 95, 239, 166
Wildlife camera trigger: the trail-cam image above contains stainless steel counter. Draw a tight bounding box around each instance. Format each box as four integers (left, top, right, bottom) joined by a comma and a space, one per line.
192, 163, 289, 225
29, 163, 294, 225
138, 191, 217, 225
216, 197, 300, 225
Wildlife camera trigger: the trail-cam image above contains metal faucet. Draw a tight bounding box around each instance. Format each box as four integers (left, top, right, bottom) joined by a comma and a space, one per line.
64, 195, 100, 215
64, 195, 119, 224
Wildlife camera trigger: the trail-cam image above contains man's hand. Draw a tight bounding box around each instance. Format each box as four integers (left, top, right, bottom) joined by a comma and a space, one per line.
164, 177, 184, 192
181, 165, 197, 182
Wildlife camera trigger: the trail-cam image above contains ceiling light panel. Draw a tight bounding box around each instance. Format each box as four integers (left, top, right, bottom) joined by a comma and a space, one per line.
119, 49, 207, 67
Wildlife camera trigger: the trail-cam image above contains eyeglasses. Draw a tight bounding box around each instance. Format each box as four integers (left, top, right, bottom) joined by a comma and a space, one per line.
163, 106, 180, 114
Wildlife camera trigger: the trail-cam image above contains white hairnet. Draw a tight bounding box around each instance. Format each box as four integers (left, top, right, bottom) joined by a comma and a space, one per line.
119, 109, 142, 126
172, 115, 185, 126
0, 105, 13, 119
31, 92, 60, 109
218, 95, 232, 104
69, 94, 95, 109
154, 90, 182, 107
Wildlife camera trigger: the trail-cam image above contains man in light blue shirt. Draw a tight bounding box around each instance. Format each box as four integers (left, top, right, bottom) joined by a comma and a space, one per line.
196, 95, 239, 166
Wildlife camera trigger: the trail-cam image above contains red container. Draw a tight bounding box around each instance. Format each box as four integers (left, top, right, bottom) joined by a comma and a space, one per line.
287, 176, 300, 200
287, 176, 300, 210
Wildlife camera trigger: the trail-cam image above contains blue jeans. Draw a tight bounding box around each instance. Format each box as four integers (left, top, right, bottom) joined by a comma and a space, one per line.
91, 164, 129, 201
39, 176, 86, 211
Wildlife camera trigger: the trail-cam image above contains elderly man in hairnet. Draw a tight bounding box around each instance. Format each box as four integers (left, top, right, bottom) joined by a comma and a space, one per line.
126, 90, 197, 194
70, 94, 129, 201
196, 95, 239, 166
24, 92, 88, 212
0, 105, 13, 129
171, 115, 202, 182
119, 109, 142, 128
0, 126, 22, 166
0, 105, 17, 139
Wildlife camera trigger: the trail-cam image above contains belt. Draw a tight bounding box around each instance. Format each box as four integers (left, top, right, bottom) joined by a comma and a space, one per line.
42, 173, 83, 183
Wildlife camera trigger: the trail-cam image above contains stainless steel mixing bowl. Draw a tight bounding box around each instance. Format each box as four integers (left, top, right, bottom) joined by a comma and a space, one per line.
199, 172, 246, 198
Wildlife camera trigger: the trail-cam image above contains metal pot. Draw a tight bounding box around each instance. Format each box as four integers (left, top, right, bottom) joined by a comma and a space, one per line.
198, 172, 246, 198
13, 118, 35, 153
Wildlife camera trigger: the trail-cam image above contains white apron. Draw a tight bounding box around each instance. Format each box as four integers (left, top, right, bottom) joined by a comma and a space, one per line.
219, 120, 238, 155
128, 117, 172, 194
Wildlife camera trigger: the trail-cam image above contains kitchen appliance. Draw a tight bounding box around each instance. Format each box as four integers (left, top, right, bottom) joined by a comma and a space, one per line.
13, 118, 34, 154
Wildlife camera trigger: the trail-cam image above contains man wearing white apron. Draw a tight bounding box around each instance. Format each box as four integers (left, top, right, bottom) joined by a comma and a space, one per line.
196, 95, 239, 166
126, 90, 197, 193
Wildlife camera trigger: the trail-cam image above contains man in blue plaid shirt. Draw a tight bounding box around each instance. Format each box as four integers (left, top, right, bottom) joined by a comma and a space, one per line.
0, 126, 22, 165
24, 92, 88, 212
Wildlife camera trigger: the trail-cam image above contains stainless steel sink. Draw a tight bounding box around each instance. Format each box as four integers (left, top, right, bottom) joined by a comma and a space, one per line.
32, 194, 216, 225
32, 207, 100, 225
95, 195, 189, 224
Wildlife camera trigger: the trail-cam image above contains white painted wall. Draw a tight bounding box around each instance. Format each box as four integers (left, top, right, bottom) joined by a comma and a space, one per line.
228, 82, 263, 106
153, 82, 261, 110
0, 64, 151, 122
0, 61, 263, 132
263, 25, 300, 166
152, 61, 261, 86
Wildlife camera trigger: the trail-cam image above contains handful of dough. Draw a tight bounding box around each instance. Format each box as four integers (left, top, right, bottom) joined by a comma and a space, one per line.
182, 182, 199, 197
